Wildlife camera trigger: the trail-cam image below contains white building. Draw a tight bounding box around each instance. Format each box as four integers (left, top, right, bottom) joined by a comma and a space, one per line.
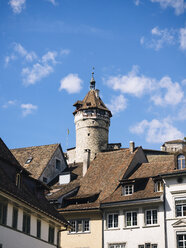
0, 138, 70, 248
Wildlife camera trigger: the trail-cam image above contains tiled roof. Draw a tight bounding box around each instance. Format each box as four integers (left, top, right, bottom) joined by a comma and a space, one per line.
129, 161, 175, 179
102, 161, 175, 205
0, 139, 69, 227
55, 148, 140, 211
77, 149, 138, 201
0, 138, 29, 175
11, 144, 59, 179
47, 163, 83, 200
164, 139, 185, 144
73, 89, 112, 116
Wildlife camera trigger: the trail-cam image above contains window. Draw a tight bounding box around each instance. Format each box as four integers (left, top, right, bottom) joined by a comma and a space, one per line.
125, 211, 137, 227
139, 244, 157, 248
0, 202, 7, 225
22, 212, 30, 234
178, 155, 185, 169
109, 244, 125, 248
12, 207, 18, 229
48, 225, 55, 244
145, 210, 157, 225
37, 219, 41, 238
175, 198, 186, 217
107, 213, 118, 229
43, 177, 47, 183
177, 233, 186, 248
16, 173, 22, 189
25, 157, 32, 164
69, 219, 90, 233
56, 159, 61, 170
122, 185, 134, 195
154, 181, 163, 192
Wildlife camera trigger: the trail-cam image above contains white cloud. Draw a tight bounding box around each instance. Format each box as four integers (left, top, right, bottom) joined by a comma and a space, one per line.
4, 54, 17, 67
14, 43, 37, 62
42, 51, 57, 64
106, 95, 127, 114
9, 0, 26, 14
182, 79, 186, 85
47, 0, 57, 6
2, 100, 17, 108
149, 26, 175, 50
151, 76, 184, 106
60, 49, 70, 56
105, 66, 155, 97
151, 0, 186, 15
179, 27, 186, 50
134, 0, 140, 6
59, 74, 83, 94
21, 103, 38, 117
22, 63, 53, 85
130, 118, 183, 143
106, 66, 184, 108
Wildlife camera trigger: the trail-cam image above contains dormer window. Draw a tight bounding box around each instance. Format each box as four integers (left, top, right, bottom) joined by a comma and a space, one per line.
25, 157, 32, 164
154, 180, 163, 192
43, 177, 47, 183
122, 185, 134, 195
177, 154, 185, 169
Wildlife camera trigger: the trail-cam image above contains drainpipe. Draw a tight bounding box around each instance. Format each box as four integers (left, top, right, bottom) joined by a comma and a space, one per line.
163, 179, 168, 248
57, 226, 68, 248
100, 208, 104, 248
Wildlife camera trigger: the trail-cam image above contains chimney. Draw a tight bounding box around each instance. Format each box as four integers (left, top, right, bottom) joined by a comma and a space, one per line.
129, 141, 135, 153
83, 149, 91, 176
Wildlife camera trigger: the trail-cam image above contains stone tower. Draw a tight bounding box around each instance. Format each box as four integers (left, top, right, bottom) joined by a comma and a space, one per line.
73, 73, 112, 162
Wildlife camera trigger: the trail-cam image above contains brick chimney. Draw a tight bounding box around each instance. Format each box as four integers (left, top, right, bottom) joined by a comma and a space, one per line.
129, 141, 135, 153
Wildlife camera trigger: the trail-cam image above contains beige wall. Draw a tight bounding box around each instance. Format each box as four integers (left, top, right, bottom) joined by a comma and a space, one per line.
61, 212, 102, 248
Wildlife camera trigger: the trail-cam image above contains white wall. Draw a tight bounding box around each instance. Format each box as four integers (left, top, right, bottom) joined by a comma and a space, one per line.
164, 175, 186, 248
104, 204, 165, 248
0, 201, 59, 248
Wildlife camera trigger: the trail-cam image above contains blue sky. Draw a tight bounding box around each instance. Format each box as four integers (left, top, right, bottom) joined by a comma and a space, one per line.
1, 0, 186, 151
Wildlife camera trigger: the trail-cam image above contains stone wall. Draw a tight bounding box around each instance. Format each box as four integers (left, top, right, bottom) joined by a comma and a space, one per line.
75, 112, 110, 162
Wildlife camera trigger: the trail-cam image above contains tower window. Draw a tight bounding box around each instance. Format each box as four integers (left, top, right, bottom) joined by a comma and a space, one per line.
88, 133, 90, 136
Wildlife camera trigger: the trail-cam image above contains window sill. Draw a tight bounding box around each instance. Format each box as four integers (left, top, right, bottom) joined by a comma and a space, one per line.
142, 224, 160, 228
68, 231, 91, 235
105, 228, 120, 231
123, 226, 140, 230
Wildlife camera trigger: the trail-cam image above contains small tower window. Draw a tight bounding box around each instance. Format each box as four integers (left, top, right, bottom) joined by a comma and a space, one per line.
177, 155, 185, 169
88, 133, 90, 136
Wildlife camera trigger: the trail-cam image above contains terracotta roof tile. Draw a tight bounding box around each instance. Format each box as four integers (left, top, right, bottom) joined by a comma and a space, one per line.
73, 89, 112, 116
11, 144, 59, 179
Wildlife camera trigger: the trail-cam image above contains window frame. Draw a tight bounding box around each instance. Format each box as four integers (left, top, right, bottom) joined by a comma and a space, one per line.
177, 233, 186, 248
69, 219, 90, 233
37, 219, 41, 239
175, 198, 186, 217
122, 184, 134, 196
125, 211, 138, 227
12, 207, 18, 229
48, 225, 55, 244
177, 154, 185, 170
107, 213, 119, 229
154, 180, 163, 192
0, 202, 7, 225
108, 243, 126, 248
22, 212, 31, 234
145, 209, 158, 226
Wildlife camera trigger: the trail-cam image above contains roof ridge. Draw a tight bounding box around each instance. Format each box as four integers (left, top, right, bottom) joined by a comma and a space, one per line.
11, 143, 59, 150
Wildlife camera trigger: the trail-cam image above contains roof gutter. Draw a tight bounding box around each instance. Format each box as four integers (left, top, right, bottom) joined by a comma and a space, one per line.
101, 196, 163, 208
